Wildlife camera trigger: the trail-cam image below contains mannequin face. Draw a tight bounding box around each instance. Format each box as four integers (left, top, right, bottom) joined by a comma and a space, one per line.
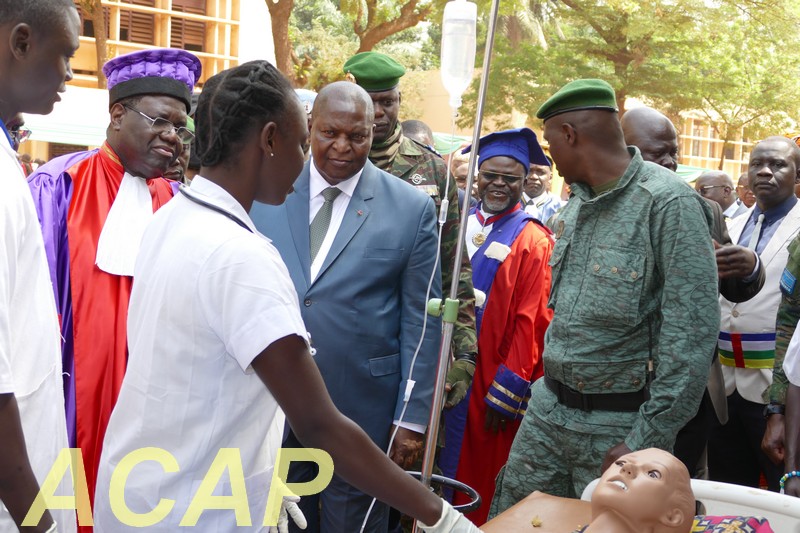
591, 449, 692, 533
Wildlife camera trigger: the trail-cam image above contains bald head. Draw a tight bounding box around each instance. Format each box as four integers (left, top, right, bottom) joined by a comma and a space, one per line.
402, 119, 434, 148
762, 136, 800, 166
621, 107, 679, 172
310, 81, 376, 185
313, 81, 374, 124
695, 170, 734, 210
541, 109, 628, 185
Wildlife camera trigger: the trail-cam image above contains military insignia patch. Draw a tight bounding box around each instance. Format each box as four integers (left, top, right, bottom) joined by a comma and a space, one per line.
345, 72, 356, 83
411, 173, 424, 185
414, 184, 439, 197
781, 267, 796, 296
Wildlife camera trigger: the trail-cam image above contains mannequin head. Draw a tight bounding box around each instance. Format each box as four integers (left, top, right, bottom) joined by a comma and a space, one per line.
587, 448, 693, 533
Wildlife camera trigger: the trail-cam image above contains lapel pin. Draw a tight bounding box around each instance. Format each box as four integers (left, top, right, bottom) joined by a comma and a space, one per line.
357, 210, 363, 216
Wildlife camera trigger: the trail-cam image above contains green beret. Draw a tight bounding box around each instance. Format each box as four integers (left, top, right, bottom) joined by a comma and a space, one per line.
343, 52, 406, 92
536, 79, 618, 121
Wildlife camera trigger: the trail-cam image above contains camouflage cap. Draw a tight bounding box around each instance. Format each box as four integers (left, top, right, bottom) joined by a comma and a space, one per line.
536, 79, 618, 121
343, 52, 406, 92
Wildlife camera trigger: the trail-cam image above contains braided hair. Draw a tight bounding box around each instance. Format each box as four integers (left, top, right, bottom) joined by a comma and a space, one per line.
194, 60, 296, 168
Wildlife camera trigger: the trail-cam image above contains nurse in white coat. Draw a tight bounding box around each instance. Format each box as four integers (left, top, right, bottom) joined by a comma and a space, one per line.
93, 60, 480, 533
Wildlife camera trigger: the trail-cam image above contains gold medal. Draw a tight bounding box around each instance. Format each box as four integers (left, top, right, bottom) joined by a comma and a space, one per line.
472, 232, 486, 246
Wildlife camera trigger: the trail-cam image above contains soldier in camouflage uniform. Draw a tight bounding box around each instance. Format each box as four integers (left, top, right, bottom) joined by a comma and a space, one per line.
777, 238, 800, 497
490, 80, 719, 514
762, 234, 800, 469
343, 52, 478, 383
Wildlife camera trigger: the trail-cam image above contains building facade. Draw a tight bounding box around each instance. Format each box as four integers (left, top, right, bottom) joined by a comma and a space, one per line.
19, 0, 272, 162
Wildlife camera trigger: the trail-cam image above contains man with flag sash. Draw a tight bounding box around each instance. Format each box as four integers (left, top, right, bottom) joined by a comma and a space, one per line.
440, 128, 554, 525
708, 136, 800, 491
26, 48, 200, 523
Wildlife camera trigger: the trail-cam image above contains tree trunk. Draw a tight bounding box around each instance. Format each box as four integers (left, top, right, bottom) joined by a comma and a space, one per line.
81, 0, 108, 88
266, 0, 297, 86
354, 0, 431, 52
616, 92, 627, 116
718, 138, 729, 170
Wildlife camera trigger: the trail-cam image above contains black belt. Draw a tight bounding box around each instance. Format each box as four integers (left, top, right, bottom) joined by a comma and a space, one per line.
544, 375, 648, 412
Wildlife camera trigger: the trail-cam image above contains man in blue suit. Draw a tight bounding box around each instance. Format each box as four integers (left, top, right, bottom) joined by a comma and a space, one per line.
250, 81, 442, 533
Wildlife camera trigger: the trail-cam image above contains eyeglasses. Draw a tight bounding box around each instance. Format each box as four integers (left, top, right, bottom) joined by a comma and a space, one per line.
124, 105, 194, 144
697, 185, 728, 195
478, 170, 525, 184
10, 127, 32, 145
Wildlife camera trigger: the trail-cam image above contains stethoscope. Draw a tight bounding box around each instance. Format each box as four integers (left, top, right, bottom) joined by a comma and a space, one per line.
178, 186, 252, 233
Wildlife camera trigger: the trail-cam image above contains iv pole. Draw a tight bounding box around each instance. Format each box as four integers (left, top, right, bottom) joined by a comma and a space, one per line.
413, 0, 504, 528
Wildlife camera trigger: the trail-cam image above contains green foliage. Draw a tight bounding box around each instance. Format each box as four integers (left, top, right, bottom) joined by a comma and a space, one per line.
291, 0, 444, 90
674, 0, 800, 143
292, 23, 358, 90
460, 0, 800, 142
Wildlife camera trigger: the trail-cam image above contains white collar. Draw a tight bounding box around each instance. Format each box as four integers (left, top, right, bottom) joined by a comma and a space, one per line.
186, 176, 259, 234
723, 202, 739, 218
309, 159, 362, 199
95, 172, 155, 276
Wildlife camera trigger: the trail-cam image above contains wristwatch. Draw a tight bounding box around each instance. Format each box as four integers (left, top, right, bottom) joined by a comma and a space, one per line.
763, 402, 785, 418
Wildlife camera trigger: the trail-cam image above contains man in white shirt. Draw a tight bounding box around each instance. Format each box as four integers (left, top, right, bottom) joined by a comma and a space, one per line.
250, 81, 441, 533
0, 1, 80, 531
521, 155, 563, 223
708, 137, 800, 491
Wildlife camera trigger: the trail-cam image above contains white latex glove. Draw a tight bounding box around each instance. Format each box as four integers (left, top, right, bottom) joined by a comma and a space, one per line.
418, 500, 483, 533
268, 492, 307, 533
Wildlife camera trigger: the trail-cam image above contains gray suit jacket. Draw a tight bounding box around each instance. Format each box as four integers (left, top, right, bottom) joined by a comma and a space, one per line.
250, 160, 442, 448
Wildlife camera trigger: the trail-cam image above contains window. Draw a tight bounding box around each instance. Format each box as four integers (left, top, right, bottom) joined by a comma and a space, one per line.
49, 143, 89, 160
75, 5, 108, 38
171, 0, 206, 52
691, 123, 704, 157
119, 0, 156, 45
723, 144, 735, 160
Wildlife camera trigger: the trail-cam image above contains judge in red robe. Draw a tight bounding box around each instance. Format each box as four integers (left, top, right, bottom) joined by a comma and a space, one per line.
27, 49, 201, 529
441, 128, 554, 525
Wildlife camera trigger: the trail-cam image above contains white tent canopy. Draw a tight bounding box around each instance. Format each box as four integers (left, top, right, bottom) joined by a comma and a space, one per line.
23, 85, 110, 147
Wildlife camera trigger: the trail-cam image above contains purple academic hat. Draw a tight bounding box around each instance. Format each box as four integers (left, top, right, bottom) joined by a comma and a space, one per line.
462, 127, 550, 171
103, 49, 202, 112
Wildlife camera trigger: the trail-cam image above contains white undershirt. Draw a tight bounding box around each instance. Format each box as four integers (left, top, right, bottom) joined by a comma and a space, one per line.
723, 202, 739, 219
308, 160, 361, 282
465, 207, 494, 259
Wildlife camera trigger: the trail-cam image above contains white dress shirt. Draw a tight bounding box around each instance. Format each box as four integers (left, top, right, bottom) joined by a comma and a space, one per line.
723, 202, 740, 219
465, 207, 494, 259
308, 160, 361, 282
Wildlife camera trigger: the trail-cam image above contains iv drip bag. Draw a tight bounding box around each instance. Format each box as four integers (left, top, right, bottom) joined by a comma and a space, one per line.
440, 0, 477, 110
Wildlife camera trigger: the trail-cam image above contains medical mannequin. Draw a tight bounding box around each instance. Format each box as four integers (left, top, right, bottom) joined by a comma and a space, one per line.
583, 448, 694, 533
